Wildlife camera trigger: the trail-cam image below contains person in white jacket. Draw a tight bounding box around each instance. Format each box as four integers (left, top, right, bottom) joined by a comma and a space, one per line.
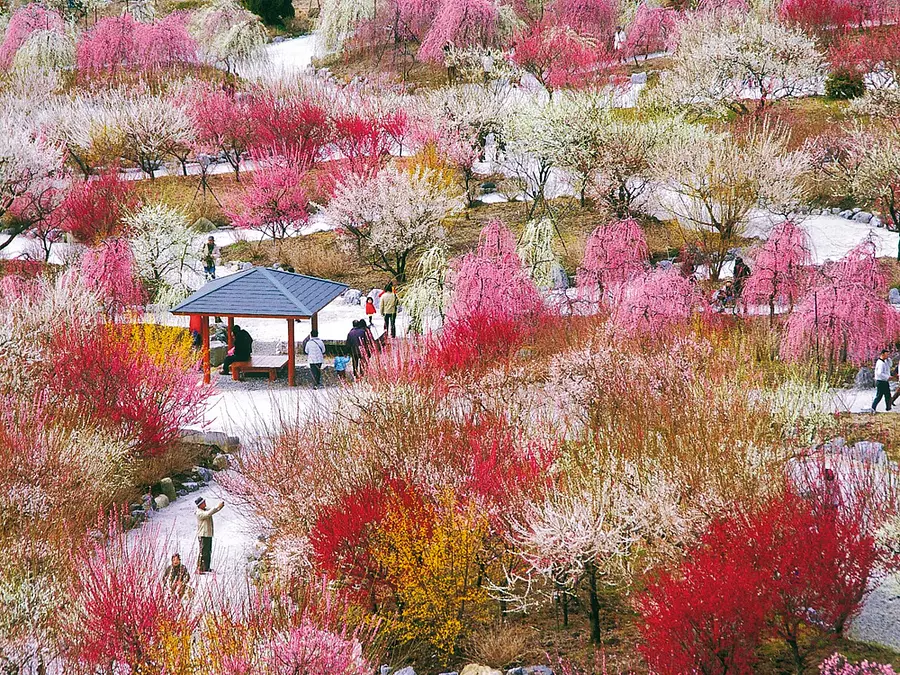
872, 349, 893, 413
195, 497, 224, 573
303, 329, 326, 389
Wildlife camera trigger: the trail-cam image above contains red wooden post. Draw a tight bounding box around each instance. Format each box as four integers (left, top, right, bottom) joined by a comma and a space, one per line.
227, 316, 234, 350
201, 315, 210, 384
287, 318, 296, 387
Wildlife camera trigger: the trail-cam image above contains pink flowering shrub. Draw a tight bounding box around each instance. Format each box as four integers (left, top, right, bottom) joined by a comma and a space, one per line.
0, 4, 65, 68
621, 3, 675, 61
547, 0, 617, 40
820, 653, 899, 674
613, 267, 696, 339
266, 620, 371, 675
77, 14, 197, 74
80, 239, 145, 319
418, 0, 499, 62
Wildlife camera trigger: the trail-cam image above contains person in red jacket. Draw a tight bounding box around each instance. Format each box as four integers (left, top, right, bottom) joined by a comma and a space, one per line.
365, 297, 376, 325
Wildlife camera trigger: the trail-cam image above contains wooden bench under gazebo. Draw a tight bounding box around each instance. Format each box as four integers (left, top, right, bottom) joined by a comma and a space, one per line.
171, 266, 348, 386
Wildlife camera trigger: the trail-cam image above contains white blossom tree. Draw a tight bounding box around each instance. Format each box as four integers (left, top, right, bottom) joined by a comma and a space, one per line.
190, 0, 267, 73
113, 92, 194, 179
500, 98, 557, 217
126, 203, 198, 303
848, 129, 900, 236
652, 123, 809, 280
326, 167, 459, 282
11, 29, 75, 73
656, 10, 823, 116
0, 113, 64, 252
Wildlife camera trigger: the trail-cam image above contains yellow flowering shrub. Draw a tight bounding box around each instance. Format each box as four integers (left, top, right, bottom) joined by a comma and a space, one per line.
125, 323, 195, 367
376, 498, 493, 656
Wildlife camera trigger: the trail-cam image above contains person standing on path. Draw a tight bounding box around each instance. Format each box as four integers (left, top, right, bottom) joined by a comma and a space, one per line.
379, 283, 398, 338
346, 320, 371, 378
303, 329, 326, 389
203, 236, 218, 281
872, 349, 893, 413
195, 497, 224, 573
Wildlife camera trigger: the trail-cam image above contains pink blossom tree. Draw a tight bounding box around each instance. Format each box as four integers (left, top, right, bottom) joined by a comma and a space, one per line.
0, 4, 66, 69
133, 12, 198, 69
6, 179, 65, 262
742, 220, 812, 323
576, 218, 649, 305
248, 91, 332, 167
448, 219, 544, 322
613, 267, 696, 339
333, 110, 407, 178
418, 0, 500, 63
511, 21, 616, 97
548, 0, 617, 42
228, 155, 310, 241
621, 3, 675, 64
779, 0, 868, 36
76, 15, 138, 73
189, 86, 255, 181
80, 239, 146, 320
781, 239, 898, 370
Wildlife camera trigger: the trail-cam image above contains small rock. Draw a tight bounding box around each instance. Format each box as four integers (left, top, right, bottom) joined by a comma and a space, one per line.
193, 466, 214, 483
212, 453, 230, 471
852, 207, 862, 214
182, 481, 199, 491
130, 510, 147, 524
890, 288, 900, 305
394, 668, 417, 675
159, 477, 177, 502
839, 209, 854, 219
176, 489, 189, 497
631, 71, 648, 85
154, 494, 170, 509
871, 215, 884, 228
852, 211, 873, 224
830, 207, 842, 215
461, 666, 503, 675
810, 208, 821, 215
855, 367, 875, 389
379, 667, 392, 675
523, 667, 554, 675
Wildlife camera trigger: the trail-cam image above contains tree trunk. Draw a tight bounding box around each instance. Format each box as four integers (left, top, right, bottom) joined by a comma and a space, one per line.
586, 562, 602, 644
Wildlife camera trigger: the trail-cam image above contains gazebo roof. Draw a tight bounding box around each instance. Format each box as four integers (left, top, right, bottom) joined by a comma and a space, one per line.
171, 267, 348, 318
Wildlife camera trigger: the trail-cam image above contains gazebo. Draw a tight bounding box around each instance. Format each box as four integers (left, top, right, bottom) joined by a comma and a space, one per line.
171, 266, 348, 386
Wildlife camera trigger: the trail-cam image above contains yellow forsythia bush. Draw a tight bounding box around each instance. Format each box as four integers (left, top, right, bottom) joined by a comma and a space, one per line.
125, 323, 195, 367
376, 498, 493, 656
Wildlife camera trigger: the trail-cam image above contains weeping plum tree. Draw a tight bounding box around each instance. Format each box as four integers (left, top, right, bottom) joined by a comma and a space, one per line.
576, 218, 649, 304
781, 239, 898, 372
743, 220, 812, 324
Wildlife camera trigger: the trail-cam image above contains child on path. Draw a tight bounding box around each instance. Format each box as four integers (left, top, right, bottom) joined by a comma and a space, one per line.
365, 297, 376, 326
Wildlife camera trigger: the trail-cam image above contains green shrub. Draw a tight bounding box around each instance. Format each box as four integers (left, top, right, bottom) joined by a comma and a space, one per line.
825, 68, 865, 100
242, 0, 294, 25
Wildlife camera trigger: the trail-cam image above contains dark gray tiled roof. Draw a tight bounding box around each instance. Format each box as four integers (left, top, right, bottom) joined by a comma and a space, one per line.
171, 267, 348, 317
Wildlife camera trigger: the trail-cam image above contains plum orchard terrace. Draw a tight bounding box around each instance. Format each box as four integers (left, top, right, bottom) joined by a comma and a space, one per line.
171, 266, 347, 385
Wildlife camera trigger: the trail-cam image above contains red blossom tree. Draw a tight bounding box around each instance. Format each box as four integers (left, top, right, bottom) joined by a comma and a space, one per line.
61, 172, 137, 244
46, 323, 209, 458
247, 92, 331, 167
621, 3, 675, 63
76, 14, 197, 74
228, 155, 310, 240
512, 21, 615, 97
0, 4, 65, 68
779, 0, 868, 36
576, 218, 649, 304
640, 487, 896, 675
189, 86, 256, 181
742, 220, 812, 323
332, 110, 408, 178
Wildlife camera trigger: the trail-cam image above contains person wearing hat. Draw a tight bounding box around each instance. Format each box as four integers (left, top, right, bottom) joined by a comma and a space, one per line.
195, 496, 225, 574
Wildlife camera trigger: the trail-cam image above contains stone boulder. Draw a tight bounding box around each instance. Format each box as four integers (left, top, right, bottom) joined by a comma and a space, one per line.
193, 466, 214, 483
154, 494, 170, 509
855, 367, 875, 389
871, 215, 884, 228
852, 211, 873, 224
839, 209, 854, 219
890, 288, 900, 305
209, 340, 227, 367
394, 668, 417, 675
342, 288, 363, 305
461, 666, 503, 675
508, 668, 554, 675
159, 477, 177, 502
